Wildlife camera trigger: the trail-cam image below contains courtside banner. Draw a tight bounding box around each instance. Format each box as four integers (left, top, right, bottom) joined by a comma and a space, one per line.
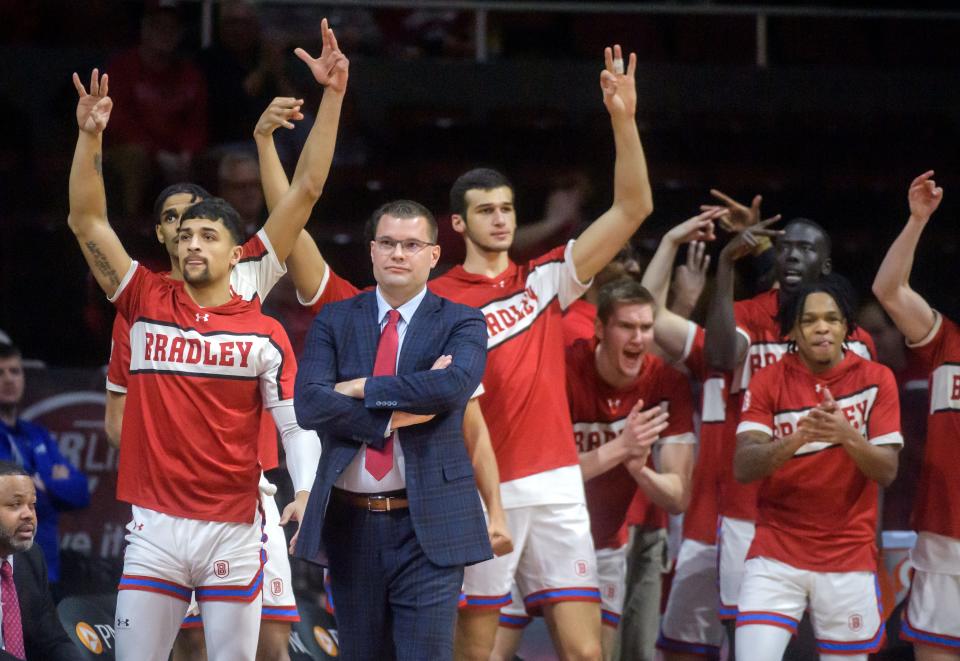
20, 366, 128, 573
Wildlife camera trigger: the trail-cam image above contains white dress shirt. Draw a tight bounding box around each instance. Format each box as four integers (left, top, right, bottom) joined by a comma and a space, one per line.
334, 286, 427, 493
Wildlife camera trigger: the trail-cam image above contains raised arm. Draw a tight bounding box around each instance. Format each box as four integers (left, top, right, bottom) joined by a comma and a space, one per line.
705, 217, 782, 371
67, 70, 132, 297
670, 240, 710, 318
253, 96, 330, 303
640, 212, 718, 359
462, 399, 513, 556
571, 45, 653, 282
871, 171, 941, 343
259, 18, 347, 264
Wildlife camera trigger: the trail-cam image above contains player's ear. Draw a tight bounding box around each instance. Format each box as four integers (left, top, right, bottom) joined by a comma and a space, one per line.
821, 257, 832, 276
155, 224, 164, 245
230, 244, 243, 267
429, 244, 441, 268
594, 316, 604, 342
451, 214, 466, 235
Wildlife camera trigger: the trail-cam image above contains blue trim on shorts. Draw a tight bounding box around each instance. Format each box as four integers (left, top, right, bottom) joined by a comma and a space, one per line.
262, 606, 299, 618
119, 576, 192, 599
736, 612, 798, 632
465, 594, 512, 607
901, 617, 960, 650
817, 623, 885, 653
601, 610, 621, 627
499, 613, 532, 628
524, 587, 602, 605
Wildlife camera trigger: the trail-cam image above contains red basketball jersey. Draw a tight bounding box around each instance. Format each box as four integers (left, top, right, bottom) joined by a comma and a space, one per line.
112, 263, 297, 524
738, 351, 901, 571
566, 339, 695, 549
429, 243, 589, 483
907, 312, 960, 540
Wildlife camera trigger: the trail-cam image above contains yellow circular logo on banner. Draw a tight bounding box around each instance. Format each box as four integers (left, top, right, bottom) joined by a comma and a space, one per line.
313, 626, 339, 656
76, 622, 103, 653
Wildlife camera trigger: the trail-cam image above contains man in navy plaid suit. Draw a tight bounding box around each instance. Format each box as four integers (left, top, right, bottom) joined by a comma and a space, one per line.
294, 199, 492, 660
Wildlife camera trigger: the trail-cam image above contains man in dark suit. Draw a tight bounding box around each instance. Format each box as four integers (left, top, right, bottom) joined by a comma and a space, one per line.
0, 461, 81, 660
294, 199, 492, 660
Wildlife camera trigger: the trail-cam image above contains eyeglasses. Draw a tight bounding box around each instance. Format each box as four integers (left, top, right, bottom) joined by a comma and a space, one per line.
372, 237, 436, 255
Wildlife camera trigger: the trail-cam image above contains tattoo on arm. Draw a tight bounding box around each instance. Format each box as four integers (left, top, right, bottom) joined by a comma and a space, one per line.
84, 240, 120, 288
93, 153, 102, 178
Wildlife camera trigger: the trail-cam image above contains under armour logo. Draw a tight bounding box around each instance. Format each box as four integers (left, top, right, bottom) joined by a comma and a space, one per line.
116, 617, 130, 628
815, 383, 823, 393
606, 398, 621, 410
196, 313, 209, 322
136, 523, 144, 531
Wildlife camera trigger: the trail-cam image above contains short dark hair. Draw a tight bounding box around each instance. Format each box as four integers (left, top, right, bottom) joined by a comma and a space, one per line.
0, 343, 20, 360
597, 277, 656, 324
0, 461, 28, 478
449, 168, 514, 219
152, 183, 210, 224
777, 273, 858, 341
365, 200, 438, 243
781, 217, 832, 257
179, 197, 245, 245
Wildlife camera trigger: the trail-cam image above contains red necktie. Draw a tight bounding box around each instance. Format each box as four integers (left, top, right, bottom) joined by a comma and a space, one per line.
1, 561, 25, 660
365, 309, 400, 480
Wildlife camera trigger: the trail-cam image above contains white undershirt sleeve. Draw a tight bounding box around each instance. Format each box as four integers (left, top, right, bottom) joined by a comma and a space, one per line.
270, 403, 321, 493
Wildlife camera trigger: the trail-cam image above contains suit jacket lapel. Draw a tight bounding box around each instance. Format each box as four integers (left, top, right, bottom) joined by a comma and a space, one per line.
398, 290, 440, 374
355, 292, 381, 372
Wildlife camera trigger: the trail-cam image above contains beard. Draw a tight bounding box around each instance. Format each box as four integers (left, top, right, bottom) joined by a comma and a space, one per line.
0, 522, 33, 554
182, 264, 211, 284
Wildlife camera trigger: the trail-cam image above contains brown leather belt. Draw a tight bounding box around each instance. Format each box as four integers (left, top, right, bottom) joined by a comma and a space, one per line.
332, 488, 409, 512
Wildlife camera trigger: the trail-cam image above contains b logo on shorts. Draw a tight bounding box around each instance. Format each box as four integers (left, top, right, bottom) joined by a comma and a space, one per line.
271, 578, 283, 596
214, 560, 230, 578
848, 614, 863, 631
575, 559, 588, 577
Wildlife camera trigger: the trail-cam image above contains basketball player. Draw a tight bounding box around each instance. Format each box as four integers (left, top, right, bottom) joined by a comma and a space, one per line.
872, 171, 960, 661
430, 45, 655, 661
69, 64, 320, 661
734, 276, 901, 660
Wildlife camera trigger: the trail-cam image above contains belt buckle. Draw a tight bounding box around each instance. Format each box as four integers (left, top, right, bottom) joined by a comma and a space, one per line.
367, 495, 390, 512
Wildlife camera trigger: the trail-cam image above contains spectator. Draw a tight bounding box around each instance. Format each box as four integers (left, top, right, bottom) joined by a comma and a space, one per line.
107, 2, 209, 216
0, 461, 82, 660
217, 149, 266, 236
200, 0, 297, 145
0, 343, 90, 592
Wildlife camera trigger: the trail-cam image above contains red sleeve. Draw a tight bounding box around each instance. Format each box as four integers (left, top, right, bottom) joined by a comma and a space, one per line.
682, 323, 707, 381
737, 363, 778, 435
273, 328, 298, 405
908, 312, 952, 373
107, 314, 132, 392
734, 297, 763, 345
867, 364, 902, 444
660, 364, 696, 439
308, 268, 361, 315
110, 263, 154, 326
